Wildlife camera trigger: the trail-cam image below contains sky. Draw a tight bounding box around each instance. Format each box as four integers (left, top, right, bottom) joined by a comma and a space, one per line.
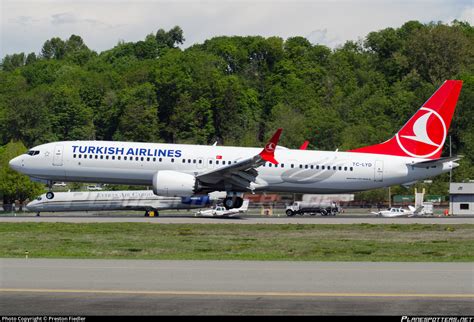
1, 0, 473, 56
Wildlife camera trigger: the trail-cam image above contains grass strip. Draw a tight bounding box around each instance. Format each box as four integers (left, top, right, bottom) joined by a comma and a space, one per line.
0, 223, 472, 261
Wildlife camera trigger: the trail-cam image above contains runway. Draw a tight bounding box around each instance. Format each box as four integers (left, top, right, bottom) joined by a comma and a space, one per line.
1, 259, 473, 315
1, 214, 472, 224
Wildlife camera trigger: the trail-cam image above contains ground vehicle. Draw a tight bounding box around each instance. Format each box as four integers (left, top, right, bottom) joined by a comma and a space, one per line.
285, 201, 339, 216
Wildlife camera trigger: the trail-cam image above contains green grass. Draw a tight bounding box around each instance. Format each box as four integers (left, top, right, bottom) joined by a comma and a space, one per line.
0, 223, 473, 262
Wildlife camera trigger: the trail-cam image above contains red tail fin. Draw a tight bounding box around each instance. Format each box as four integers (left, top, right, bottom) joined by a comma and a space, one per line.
350, 80, 462, 159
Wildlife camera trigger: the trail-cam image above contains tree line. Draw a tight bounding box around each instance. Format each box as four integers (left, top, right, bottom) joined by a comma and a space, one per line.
0, 21, 473, 205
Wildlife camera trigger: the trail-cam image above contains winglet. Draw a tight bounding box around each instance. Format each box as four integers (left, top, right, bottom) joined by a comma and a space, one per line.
259, 128, 282, 164
299, 140, 309, 150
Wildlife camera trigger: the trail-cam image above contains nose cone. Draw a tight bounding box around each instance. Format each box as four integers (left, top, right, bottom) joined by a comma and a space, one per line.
25, 201, 36, 211
9, 156, 22, 171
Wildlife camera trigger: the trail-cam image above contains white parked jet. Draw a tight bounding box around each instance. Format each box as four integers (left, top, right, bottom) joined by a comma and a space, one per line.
9, 80, 462, 209
26, 190, 214, 216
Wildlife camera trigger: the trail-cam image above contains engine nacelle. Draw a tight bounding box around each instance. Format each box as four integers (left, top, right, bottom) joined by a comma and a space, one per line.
152, 171, 196, 197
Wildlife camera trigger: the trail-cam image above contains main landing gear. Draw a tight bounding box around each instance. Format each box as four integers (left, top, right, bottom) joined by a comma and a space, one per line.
224, 194, 244, 210
46, 181, 55, 199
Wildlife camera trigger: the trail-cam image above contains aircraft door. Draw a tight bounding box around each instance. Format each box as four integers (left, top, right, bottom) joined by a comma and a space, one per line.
53, 145, 64, 166
374, 160, 383, 182
197, 157, 204, 169
207, 157, 215, 169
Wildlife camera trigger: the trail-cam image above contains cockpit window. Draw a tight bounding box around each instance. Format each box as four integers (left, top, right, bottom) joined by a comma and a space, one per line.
36, 196, 42, 201
27, 150, 40, 156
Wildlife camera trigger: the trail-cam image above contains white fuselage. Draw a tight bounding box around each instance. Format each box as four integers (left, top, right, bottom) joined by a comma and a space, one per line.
26, 190, 211, 212
10, 141, 456, 194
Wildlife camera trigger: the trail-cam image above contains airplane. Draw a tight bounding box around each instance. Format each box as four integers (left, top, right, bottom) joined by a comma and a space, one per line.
26, 190, 220, 216
195, 199, 249, 217
372, 206, 423, 217
9, 80, 462, 210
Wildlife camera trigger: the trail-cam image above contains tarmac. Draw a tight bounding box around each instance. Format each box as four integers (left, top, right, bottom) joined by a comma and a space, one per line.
0, 213, 472, 224
1, 259, 473, 315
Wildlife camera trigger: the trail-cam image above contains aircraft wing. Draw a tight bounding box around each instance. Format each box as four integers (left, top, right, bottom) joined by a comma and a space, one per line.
196, 129, 282, 191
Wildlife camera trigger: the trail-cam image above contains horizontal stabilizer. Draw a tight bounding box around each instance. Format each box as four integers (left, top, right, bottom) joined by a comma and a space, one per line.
408, 156, 461, 168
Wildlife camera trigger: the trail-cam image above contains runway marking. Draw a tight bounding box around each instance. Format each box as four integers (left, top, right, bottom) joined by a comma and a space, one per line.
1, 288, 473, 298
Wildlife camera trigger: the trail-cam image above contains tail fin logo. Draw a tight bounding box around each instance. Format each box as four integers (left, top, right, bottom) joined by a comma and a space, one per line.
395, 107, 446, 158
265, 142, 276, 153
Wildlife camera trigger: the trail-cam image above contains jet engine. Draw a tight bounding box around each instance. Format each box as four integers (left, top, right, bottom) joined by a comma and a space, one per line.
152, 170, 197, 197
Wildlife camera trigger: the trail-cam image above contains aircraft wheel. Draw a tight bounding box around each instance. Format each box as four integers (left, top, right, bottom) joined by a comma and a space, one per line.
224, 197, 234, 210
46, 191, 54, 200
234, 197, 243, 209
